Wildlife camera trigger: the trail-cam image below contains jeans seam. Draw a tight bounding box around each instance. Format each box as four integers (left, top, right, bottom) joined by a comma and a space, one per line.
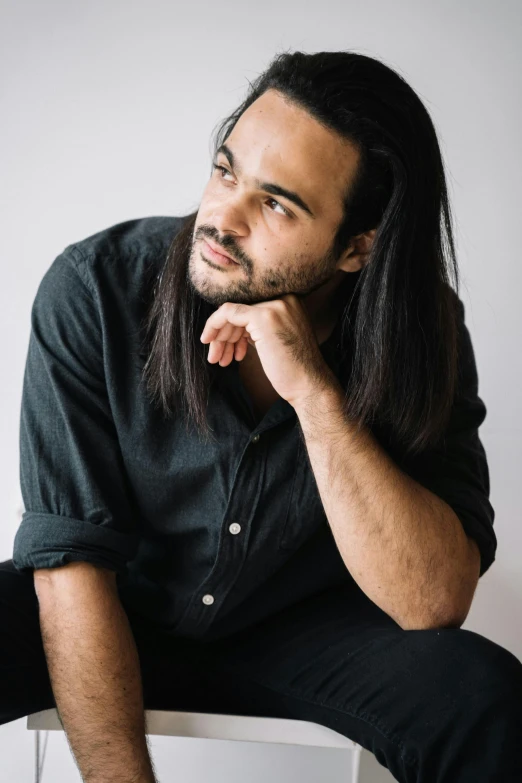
204, 661, 417, 768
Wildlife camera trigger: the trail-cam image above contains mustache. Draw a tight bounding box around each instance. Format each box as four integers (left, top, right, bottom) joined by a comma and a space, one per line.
197, 229, 242, 264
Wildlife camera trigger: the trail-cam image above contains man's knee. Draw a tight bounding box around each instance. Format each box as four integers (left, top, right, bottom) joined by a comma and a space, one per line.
406, 627, 522, 708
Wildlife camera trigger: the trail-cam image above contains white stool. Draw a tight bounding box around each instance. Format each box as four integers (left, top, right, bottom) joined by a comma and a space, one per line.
27, 707, 363, 782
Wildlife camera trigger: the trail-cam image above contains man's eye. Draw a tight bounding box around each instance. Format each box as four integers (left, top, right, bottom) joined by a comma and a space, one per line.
211, 163, 292, 218
265, 198, 291, 217
212, 163, 233, 180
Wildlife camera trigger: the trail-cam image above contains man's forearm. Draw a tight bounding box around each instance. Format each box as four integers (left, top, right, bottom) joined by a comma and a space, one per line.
34, 562, 157, 783
293, 385, 479, 630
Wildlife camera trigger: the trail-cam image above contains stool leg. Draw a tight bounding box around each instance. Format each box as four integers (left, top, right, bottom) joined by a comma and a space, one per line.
34, 729, 49, 783
34, 730, 40, 783
351, 743, 362, 783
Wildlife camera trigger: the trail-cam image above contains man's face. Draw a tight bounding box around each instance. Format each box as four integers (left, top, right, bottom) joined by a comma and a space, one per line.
188, 88, 361, 308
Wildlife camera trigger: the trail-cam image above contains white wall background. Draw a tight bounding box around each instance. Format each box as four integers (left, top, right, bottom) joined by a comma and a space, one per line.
1, 0, 520, 781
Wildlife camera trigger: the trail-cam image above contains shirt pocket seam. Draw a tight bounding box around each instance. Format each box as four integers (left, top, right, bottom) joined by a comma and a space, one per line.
279, 437, 323, 550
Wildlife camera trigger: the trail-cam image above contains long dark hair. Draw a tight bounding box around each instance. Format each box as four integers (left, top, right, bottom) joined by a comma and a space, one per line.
140, 49, 462, 457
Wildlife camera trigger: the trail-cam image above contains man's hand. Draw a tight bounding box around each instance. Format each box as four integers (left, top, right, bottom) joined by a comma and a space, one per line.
199, 294, 341, 407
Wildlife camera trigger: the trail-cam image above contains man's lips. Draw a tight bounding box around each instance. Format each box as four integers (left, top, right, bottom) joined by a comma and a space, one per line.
203, 238, 239, 264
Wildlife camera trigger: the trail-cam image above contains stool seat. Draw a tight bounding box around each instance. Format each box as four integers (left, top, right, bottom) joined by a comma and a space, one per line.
27, 708, 363, 781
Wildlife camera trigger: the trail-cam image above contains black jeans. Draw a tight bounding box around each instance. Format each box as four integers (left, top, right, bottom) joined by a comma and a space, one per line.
2, 558, 522, 782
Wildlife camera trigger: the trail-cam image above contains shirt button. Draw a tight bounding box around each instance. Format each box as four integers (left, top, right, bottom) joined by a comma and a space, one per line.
229, 522, 241, 535
251, 434, 260, 443
202, 594, 215, 605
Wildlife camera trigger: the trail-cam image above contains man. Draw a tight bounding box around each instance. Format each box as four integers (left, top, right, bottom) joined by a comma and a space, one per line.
4, 50, 522, 782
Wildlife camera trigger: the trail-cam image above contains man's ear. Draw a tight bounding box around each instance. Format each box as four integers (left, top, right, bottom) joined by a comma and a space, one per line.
336, 228, 377, 272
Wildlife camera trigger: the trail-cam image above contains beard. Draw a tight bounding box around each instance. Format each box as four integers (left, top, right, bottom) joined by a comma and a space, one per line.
186, 227, 341, 309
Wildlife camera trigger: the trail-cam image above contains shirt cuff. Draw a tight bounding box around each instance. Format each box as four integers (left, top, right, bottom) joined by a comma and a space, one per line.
12, 512, 140, 575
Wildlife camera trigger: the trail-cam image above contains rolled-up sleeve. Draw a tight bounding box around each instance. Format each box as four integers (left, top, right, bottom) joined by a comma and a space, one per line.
397, 294, 497, 578
12, 248, 140, 575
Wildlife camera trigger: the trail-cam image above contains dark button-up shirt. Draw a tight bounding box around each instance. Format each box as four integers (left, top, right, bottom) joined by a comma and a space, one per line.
12, 215, 497, 641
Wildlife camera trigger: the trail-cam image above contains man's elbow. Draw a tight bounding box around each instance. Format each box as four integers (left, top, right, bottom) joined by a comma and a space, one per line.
445, 535, 482, 627
399, 612, 466, 631
400, 537, 482, 631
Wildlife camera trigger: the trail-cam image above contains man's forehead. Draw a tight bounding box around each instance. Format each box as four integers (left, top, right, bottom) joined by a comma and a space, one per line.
228, 92, 359, 212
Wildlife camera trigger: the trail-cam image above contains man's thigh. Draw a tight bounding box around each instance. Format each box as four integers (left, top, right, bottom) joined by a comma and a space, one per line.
185, 580, 522, 782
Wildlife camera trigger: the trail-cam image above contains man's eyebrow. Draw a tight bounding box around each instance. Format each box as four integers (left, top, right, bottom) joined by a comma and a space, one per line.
215, 143, 316, 219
